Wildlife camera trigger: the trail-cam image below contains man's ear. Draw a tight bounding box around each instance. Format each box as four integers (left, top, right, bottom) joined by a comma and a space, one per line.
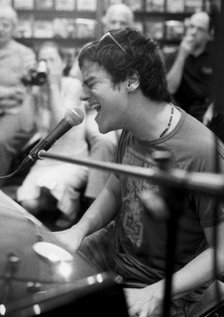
126, 71, 140, 92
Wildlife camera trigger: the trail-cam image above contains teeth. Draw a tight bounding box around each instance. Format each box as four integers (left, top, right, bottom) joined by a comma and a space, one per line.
92, 103, 101, 112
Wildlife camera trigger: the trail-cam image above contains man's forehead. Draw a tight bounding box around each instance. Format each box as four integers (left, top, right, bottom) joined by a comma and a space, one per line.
81, 61, 107, 82
109, 12, 129, 23
82, 60, 102, 75
190, 12, 209, 30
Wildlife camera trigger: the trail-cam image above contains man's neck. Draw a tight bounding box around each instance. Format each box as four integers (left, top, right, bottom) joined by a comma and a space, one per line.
129, 101, 179, 141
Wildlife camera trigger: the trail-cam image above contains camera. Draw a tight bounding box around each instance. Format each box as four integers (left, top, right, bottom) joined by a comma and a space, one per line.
22, 59, 48, 86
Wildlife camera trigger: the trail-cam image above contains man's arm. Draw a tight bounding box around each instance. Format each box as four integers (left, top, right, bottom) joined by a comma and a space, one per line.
53, 173, 121, 252
166, 35, 194, 94
125, 221, 224, 317
171, 222, 224, 297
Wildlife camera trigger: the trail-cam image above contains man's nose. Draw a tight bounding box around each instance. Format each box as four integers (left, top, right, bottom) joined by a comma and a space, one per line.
80, 87, 90, 101
80, 96, 89, 101
115, 22, 122, 29
189, 25, 197, 34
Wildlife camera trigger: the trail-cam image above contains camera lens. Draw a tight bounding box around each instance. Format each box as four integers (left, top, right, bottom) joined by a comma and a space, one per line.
36, 59, 48, 84
37, 59, 47, 74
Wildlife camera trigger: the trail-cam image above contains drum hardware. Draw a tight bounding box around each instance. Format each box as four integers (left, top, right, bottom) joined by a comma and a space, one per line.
0, 190, 97, 305
33, 242, 74, 282
33, 242, 73, 263
26, 281, 42, 294
5, 272, 129, 317
1, 253, 20, 305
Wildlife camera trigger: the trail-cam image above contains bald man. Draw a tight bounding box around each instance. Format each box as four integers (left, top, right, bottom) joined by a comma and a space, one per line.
102, 3, 134, 31
165, 11, 214, 123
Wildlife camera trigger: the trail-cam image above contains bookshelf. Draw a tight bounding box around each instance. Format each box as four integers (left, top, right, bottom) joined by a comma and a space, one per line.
11, 0, 210, 54
12, 0, 100, 54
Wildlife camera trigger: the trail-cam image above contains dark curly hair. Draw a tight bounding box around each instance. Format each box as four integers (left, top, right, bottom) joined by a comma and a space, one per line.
78, 28, 170, 102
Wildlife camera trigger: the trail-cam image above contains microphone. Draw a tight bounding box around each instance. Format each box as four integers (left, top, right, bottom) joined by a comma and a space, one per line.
18, 107, 84, 171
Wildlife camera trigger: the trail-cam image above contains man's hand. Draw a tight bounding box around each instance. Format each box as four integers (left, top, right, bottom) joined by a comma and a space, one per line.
179, 34, 195, 57
124, 281, 164, 317
53, 225, 84, 253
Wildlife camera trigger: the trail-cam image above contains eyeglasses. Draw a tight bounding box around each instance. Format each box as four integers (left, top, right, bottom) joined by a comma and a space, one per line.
99, 32, 126, 53
188, 23, 208, 34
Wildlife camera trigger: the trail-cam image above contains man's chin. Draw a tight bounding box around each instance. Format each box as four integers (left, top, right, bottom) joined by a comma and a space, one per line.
97, 123, 111, 135
98, 126, 109, 134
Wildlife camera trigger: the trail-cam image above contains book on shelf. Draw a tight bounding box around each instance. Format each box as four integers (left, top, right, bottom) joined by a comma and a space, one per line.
53, 18, 76, 38
0, 0, 12, 6
76, 0, 97, 11
35, 0, 53, 10
104, 0, 142, 12
15, 14, 33, 38
125, 0, 143, 11
105, 0, 123, 7
61, 47, 77, 59
76, 18, 96, 38
14, 0, 34, 9
165, 20, 185, 40
145, 21, 164, 40
184, 0, 203, 12
55, 0, 75, 11
166, 0, 184, 12
145, 0, 165, 12
33, 20, 54, 38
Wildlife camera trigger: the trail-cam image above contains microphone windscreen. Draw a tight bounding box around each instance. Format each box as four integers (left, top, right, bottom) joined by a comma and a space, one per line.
65, 107, 84, 126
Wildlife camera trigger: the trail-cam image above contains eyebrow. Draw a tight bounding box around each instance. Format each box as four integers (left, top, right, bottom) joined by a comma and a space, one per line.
83, 76, 96, 86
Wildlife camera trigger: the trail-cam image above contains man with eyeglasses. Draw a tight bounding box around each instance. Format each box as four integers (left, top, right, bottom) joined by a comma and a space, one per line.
54, 28, 224, 316
165, 11, 214, 124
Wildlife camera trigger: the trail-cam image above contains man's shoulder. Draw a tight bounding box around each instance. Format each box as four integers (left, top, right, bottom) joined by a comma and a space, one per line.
10, 39, 34, 55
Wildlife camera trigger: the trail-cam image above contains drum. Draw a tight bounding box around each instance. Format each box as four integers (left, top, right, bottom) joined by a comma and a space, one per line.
0, 190, 97, 304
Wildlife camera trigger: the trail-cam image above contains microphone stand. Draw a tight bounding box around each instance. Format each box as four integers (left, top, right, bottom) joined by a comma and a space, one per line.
152, 151, 186, 317
38, 150, 224, 198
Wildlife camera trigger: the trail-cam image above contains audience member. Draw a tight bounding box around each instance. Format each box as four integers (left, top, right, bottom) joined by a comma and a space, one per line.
62, 48, 76, 76
54, 28, 224, 317
102, 3, 135, 31
69, 3, 135, 209
17, 41, 88, 229
165, 11, 214, 123
0, 6, 36, 186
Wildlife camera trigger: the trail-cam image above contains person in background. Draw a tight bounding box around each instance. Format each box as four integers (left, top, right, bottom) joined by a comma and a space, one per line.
54, 28, 224, 317
62, 48, 76, 77
69, 3, 135, 210
0, 6, 36, 186
17, 41, 88, 229
102, 2, 135, 31
165, 11, 214, 123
